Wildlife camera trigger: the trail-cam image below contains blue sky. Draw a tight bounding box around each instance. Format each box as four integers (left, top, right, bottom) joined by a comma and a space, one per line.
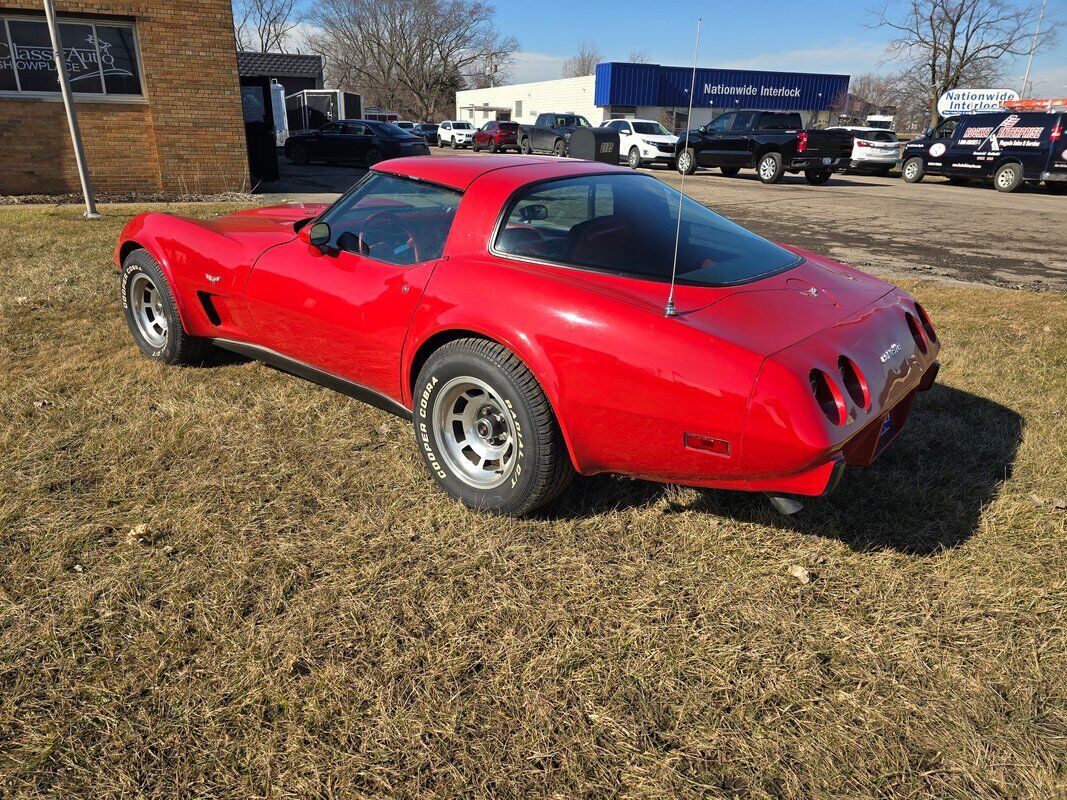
492, 0, 1067, 93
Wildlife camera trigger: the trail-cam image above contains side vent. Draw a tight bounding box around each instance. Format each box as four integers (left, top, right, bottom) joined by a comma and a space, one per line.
197, 291, 222, 326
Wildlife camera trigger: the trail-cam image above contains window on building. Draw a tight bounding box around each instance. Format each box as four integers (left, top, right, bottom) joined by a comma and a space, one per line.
0, 15, 143, 98
515, 100, 522, 117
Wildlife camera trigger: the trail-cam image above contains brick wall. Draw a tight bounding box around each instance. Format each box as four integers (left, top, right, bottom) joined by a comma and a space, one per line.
0, 1, 249, 195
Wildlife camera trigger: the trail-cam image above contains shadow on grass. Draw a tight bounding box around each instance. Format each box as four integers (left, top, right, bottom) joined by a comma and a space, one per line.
549, 384, 1023, 555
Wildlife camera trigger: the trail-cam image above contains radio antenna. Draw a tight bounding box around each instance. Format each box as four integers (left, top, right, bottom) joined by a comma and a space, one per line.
666, 17, 702, 317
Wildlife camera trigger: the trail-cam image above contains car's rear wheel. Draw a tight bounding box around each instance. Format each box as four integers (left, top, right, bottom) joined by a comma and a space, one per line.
288, 144, 309, 165
627, 146, 642, 169
720, 166, 740, 177
677, 148, 696, 175
902, 157, 925, 183
757, 152, 784, 183
994, 162, 1023, 193
121, 249, 210, 364
553, 139, 567, 157
413, 338, 574, 515
489, 141, 499, 154
365, 147, 383, 166
805, 169, 832, 185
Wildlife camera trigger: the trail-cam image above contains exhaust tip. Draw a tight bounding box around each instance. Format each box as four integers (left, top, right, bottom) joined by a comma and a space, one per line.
767, 494, 805, 515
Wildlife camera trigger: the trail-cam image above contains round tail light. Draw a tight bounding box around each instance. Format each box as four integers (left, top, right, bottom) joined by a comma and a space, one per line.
905, 311, 928, 355
914, 302, 937, 344
838, 356, 870, 409
810, 369, 847, 425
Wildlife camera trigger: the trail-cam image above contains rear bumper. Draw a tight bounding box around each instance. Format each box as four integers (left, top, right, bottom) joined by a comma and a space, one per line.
788, 156, 850, 170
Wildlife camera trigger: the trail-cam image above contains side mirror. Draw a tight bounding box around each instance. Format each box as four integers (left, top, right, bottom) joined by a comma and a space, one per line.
925, 127, 934, 138
518, 204, 548, 222
299, 221, 331, 249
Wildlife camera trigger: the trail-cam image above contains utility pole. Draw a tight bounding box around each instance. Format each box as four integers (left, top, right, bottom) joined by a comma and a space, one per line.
1020, 0, 1047, 99
42, 0, 99, 219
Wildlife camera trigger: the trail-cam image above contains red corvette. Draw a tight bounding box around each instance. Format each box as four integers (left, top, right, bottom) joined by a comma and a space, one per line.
116, 156, 939, 515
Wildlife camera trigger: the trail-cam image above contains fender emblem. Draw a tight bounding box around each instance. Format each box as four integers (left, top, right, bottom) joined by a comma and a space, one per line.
205, 274, 221, 284
804, 286, 820, 297
879, 343, 902, 363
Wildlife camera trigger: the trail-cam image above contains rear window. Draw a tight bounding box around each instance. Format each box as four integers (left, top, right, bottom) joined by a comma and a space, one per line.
759, 113, 803, 130
499, 121, 519, 130
493, 174, 801, 287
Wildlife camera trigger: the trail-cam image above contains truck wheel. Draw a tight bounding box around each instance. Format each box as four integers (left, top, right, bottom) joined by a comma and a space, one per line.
902, 157, 925, 183
627, 146, 642, 169
720, 166, 740, 177
757, 152, 784, 184
553, 139, 567, 157
804, 169, 832, 185
677, 149, 696, 175
413, 338, 574, 516
994, 162, 1023, 193
520, 137, 532, 155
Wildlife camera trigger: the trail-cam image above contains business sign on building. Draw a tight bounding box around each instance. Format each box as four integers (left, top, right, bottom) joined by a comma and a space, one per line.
594, 63, 849, 112
937, 88, 1020, 118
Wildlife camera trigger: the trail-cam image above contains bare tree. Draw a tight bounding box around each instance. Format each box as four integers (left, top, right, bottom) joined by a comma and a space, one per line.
233, 0, 301, 52
306, 0, 518, 121
561, 41, 603, 78
873, 0, 1059, 125
627, 49, 653, 63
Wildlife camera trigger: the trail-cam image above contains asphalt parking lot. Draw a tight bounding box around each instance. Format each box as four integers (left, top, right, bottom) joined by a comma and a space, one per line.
257, 149, 1067, 292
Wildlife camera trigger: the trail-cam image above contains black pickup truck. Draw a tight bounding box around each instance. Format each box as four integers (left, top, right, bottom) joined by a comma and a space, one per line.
675, 111, 853, 184
518, 113, 593, 156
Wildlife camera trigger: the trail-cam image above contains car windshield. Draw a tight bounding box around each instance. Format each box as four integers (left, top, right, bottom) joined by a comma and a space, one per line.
494, 174, 802, 286
632, 121, 672, 136
453, 122, 474, 130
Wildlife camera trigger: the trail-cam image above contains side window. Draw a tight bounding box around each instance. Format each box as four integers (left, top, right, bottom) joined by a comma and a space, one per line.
319, 173, 461, 265
442, 122, 451, 130
730, 112, 757, 131
706, 113, 733, 133
620, 122, 632, 134
320, 122, 343, 134
758, 113, 801, 130
344, 123, 368, 136
934, 118, 958, 139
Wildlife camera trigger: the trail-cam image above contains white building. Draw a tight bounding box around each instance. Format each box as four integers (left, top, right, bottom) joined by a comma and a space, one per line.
456, 63, 851, 131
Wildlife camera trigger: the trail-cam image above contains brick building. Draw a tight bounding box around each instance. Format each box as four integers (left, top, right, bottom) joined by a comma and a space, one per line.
0, 1, 248, 195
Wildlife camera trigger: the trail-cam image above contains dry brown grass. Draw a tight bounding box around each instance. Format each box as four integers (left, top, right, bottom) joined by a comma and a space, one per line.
0, 204, 1065, 799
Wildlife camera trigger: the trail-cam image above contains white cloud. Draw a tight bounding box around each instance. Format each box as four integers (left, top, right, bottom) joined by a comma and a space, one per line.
508, 51, 568, 83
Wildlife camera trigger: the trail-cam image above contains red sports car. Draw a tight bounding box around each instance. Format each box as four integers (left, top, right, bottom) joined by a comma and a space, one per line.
116, 156, 939, 515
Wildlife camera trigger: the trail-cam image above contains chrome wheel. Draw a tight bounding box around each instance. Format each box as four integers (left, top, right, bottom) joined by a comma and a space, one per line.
129, 272, 168, 348
678, 152, 692, 173
904, 161, 918, 180
628, 147, 641, 169
759, 157, 776, 181
432, 377, 517, 489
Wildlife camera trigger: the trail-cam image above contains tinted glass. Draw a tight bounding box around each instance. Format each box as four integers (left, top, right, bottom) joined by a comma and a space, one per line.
453, 121, 473, 129
730, 112, 757, 131
554, 115, 590, 127
0, 22, 16, 91
499, 121, 518, 130
320, 172, 461, 265
705, 114, 732, 132
495, 174, 801, 286
759, 113, 802, 129
95, 25, 141, 95
370, 122, 412, 137
632, 121, 671, 135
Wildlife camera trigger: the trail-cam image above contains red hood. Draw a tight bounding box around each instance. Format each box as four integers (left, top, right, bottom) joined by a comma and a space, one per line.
196, 202, 327, 242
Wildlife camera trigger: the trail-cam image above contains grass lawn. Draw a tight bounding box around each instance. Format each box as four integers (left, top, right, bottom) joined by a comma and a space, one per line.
0, 204, 1065, 799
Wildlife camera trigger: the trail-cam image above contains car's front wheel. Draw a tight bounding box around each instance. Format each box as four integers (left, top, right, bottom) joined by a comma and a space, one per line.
902, 157, 925, 183
677, 148, 696, 175
121, 249, 210, 364
627, 146, 642, 169
413, 338, 574, 515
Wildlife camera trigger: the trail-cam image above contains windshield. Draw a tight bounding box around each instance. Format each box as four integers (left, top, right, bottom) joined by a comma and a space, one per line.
494, 174, 801, 286
453, 122, 474, 130
632, 121, 672, 136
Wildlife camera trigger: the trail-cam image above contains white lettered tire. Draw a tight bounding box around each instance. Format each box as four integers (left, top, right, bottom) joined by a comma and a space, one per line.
121, 249, 209, 364
413, 338, 574, 515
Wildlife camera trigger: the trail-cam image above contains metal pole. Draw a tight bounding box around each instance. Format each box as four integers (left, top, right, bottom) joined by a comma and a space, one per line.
43, 0, 99, 218
1020, 0, 1047, 98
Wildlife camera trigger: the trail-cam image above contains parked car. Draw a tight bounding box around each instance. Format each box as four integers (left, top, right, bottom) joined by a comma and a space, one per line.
438, 120, 475, 148
473, 120, 520, 153
900, 107, 1067, 193
676, 111, 854, 184
600, 118, 679, 169
284, 120, 430, 167
413, 123, 440, 145
116, 155, 940, 516
829, 126, 900, 175
517, 113, 593, 156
